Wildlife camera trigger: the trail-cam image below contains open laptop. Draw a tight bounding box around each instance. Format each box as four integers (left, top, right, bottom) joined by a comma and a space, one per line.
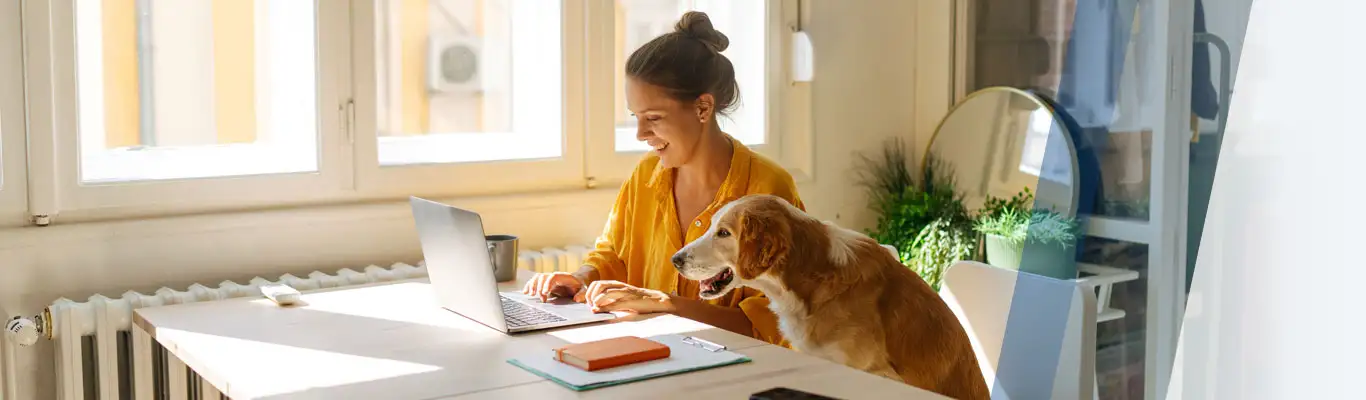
409, 196, 616, 333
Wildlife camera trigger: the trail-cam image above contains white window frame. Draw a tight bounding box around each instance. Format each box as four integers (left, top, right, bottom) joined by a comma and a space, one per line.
22, 0, 355, 222
584, 0, 813, 185
348, 0, 588, 200
10, 0, 805, 225
0, 0, 30, 228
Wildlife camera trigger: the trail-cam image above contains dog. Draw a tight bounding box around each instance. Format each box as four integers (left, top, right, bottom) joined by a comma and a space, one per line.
671, 194, 989, 400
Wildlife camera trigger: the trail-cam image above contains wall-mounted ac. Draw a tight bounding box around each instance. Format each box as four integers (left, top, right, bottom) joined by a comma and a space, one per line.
427, 32, 484, 94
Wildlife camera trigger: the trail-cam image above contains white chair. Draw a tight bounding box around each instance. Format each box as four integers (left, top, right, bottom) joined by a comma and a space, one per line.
939, 261, 1097, 400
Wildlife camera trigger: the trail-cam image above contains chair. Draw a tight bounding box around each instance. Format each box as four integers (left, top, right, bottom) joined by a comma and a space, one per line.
939, 261, 1097, 400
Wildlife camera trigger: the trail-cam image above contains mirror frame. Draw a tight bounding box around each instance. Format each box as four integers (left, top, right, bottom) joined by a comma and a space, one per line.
921, 86, 1082, 219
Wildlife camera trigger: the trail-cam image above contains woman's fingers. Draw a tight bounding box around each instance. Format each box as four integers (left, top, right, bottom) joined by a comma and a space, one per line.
521, 275, 543, 295
590, 287, 637, 312
538, 275, 562, 302
583, 280, 625, 303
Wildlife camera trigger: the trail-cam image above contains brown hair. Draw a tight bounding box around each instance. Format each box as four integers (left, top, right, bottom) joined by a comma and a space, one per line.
625, 11, 740, 117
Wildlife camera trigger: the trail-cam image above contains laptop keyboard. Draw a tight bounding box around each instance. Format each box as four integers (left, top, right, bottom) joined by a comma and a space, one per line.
500, 295, 567, 328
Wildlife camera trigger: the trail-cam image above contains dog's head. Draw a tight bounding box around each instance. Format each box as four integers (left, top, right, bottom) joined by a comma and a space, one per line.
671, 194, 798, 300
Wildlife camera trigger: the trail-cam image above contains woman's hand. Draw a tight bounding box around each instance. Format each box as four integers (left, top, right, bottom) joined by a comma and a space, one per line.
521, 272, 585, 302
582, 280, 676, 314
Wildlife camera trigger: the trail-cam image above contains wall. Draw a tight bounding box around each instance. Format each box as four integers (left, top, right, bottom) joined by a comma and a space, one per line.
0, 1, 935, 398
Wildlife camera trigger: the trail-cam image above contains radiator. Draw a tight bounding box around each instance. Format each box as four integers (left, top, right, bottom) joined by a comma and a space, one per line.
2, 245, 593, 400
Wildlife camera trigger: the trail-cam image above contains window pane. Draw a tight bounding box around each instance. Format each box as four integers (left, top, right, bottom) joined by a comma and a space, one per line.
75, 0, 320, 184
374, 0, 563, 166
614, 0, 767, 152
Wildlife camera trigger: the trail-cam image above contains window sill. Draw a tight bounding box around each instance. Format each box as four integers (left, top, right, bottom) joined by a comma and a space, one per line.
0, 185, 623, 248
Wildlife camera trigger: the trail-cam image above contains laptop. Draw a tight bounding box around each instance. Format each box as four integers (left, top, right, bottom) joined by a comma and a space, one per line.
409, 196, 616, 333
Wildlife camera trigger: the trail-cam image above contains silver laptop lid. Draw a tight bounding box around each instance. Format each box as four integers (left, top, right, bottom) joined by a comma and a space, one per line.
409, 196, 508, 332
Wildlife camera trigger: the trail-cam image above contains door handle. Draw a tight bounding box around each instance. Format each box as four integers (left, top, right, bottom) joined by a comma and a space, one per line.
1193, 33, 1233, 143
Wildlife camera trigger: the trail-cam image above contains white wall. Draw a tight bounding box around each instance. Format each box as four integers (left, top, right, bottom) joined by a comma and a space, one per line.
0, 1, 939, 398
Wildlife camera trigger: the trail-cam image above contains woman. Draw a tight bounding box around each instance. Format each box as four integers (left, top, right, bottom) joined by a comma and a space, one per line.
521, 11, 803, 345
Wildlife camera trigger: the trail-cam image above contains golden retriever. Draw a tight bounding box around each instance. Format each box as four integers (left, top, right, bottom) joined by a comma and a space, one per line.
671, 194, 989, 400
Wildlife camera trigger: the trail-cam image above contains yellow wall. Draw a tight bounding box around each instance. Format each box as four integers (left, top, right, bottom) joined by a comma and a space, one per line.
102, 0, 140, 148
400, 0, 431, 135
212, 0, 257, 144
103, 0, 258, 147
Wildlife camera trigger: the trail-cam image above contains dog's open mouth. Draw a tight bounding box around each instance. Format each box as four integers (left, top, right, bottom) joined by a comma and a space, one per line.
699, 268, 735, 297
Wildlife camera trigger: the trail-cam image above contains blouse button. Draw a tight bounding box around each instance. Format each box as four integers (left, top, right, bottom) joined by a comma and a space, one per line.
694, 220, 702, 227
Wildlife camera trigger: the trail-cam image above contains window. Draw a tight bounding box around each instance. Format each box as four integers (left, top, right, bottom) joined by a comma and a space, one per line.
75, 0, 320, 183
372, 0, 563, 166
13, 0, 802, 224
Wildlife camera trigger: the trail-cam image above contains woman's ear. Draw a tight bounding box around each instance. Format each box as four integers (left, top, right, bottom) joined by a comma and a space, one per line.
695, 94, 715, 124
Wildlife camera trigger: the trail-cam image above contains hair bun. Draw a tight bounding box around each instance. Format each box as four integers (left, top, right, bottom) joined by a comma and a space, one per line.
674, 11, 729, 53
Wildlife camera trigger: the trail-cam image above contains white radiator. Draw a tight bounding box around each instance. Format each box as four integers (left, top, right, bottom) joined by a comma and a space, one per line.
2, 245, 593, 400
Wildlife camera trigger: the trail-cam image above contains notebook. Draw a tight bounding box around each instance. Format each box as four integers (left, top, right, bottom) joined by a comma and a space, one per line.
554, 335, 672, 371
508, 334, 752, 391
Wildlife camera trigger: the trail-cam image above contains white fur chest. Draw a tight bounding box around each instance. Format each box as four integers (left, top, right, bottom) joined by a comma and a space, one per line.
750, 276, 816, 351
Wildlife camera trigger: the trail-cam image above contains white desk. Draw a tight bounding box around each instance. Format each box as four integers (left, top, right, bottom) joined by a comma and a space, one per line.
133, 271, 945, 400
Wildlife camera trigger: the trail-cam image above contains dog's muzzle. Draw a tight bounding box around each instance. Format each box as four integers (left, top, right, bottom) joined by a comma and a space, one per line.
671, 252, 690, 271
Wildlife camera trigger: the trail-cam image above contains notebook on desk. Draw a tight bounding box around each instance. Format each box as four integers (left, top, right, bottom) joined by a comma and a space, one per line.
508, 334, 752, 391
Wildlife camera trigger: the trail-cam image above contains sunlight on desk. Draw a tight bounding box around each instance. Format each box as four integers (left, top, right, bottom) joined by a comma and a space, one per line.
155, 328, 442, 398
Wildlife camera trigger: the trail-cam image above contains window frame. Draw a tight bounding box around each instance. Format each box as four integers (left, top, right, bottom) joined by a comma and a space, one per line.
21, 0, 355, 221
0, 0, 30, 228
347, 0, 589, 200
7, 0, 806, 226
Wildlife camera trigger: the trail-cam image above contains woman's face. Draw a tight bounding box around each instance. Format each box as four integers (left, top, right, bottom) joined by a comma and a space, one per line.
625, 78, 710, 169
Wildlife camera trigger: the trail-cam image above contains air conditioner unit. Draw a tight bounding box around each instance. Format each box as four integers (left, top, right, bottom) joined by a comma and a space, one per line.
427, 33, 483, 94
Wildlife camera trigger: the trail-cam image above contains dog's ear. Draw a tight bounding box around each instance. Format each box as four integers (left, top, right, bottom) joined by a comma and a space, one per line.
736, 200, 791, 280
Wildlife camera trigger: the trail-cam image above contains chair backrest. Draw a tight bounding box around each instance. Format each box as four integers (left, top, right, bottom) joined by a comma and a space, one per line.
880, 244, 898, 259
940, 261, 1096, 400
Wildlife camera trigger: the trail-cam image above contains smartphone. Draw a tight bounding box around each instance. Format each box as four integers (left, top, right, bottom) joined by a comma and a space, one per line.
750, 387, 841, 400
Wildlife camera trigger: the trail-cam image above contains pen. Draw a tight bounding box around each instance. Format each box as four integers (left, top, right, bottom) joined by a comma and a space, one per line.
682, 336, 727, 352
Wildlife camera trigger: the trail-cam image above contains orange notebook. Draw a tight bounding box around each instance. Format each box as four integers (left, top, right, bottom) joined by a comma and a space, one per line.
553, 336, 672, 371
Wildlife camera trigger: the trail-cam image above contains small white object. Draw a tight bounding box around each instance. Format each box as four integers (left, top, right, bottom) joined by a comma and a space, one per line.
5, 316, 40, 347
791, 30, 815, 83
260, 284, 302, 306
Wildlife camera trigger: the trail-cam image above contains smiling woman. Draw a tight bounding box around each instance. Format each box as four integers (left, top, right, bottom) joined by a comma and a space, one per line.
521, 11, 804, 345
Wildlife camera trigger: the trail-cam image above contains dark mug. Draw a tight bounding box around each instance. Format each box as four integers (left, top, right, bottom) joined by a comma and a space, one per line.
486, 235, 519, 282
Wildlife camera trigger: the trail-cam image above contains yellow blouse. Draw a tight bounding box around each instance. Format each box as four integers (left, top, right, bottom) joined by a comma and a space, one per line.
582, 136, 804, 346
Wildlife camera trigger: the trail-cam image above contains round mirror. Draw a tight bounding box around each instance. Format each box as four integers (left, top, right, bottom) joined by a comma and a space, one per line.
924, 87, 1080, 218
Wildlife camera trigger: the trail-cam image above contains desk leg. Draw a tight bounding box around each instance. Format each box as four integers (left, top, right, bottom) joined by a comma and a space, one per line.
168, 354, 189, 400
132, 324, 155, 400
200, 377, 223, 399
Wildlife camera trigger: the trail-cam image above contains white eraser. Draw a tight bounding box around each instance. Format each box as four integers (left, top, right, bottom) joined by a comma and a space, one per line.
260, 284, 302, 306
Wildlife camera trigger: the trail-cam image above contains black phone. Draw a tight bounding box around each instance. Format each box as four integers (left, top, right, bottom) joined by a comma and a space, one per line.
750, 387, 841, 400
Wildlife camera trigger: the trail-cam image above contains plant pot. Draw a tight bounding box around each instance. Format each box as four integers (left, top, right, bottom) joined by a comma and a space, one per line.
984, 234, 1024, 271
983, 234, 1079, 280
1018, 241, 1079, 280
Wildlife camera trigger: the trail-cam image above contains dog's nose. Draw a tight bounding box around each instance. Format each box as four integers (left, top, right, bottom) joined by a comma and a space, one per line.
671, 253, 687, 270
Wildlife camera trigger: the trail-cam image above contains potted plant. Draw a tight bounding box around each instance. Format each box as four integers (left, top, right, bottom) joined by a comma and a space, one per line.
973, 191, 1081, 279
856, 139, 976, 291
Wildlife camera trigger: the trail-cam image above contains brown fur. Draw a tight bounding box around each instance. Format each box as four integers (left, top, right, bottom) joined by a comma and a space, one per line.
689, 195, 989, 399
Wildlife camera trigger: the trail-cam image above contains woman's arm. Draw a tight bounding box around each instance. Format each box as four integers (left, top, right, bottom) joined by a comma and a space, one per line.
571, 265, 600, 286
668, 296, 755, 337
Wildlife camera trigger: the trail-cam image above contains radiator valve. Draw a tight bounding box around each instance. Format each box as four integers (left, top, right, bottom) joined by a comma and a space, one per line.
5, 314, 45, 347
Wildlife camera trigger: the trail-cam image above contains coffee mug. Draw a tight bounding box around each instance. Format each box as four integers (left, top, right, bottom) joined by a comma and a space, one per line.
486, 235, 519, 282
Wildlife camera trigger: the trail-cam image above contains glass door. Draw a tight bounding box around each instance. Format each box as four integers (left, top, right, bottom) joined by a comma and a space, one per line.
959, 0, 1247, 398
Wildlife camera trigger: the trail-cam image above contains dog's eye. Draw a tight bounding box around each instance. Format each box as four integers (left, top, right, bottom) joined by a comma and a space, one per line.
716, 228, 731, 238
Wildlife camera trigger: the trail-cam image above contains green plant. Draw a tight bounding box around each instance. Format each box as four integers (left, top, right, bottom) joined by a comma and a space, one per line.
855, 139, 975, 289
974, 206, 1081, 248
909, 218, 976, 291
978, 187, 1033, 223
